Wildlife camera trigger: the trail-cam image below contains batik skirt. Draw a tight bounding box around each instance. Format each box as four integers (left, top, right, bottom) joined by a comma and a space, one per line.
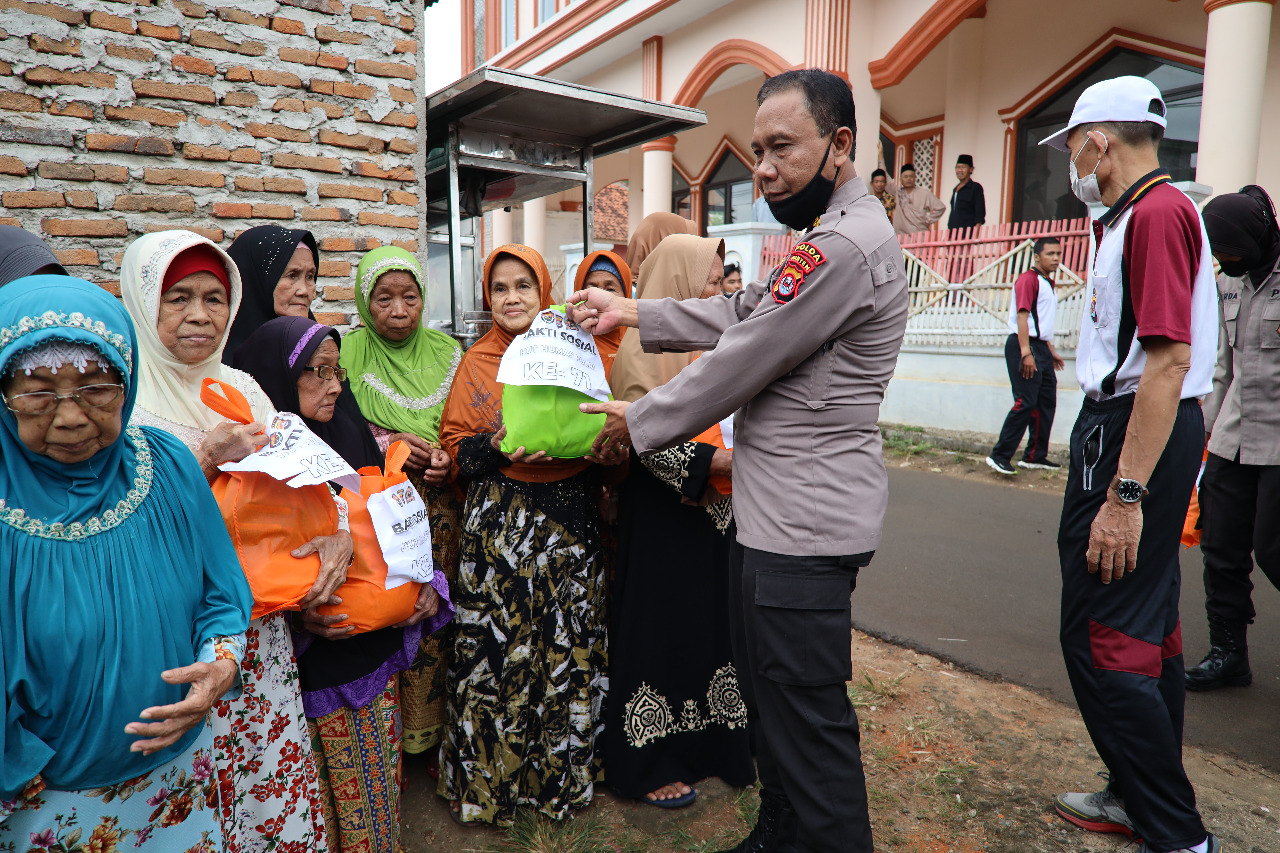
1, 725, 223, 853
212, 613, 328, 853
439, 471, 608, 826
308, 676, 401, 853
400, 481, 461, 756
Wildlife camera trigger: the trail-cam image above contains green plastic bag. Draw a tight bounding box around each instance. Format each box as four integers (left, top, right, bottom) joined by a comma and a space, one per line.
500, 384, 609, 458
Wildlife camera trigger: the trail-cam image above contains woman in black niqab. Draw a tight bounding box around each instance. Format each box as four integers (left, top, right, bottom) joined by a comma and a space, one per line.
1203, 185, 1280, 285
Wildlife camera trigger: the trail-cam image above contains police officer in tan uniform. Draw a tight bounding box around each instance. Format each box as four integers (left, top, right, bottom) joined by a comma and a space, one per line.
570, 69, 908, 853
1186, 185, 1280, 691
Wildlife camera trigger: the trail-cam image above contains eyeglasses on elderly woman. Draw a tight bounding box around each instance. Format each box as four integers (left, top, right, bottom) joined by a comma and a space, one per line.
2, 382, 126, 415
301, 364, 347, 382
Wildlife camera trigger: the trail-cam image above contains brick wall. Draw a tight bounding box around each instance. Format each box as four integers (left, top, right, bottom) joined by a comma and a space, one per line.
0, 0, 425, 327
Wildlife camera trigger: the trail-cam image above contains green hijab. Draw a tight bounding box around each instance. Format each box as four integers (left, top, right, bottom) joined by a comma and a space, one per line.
339, 247, 462, 442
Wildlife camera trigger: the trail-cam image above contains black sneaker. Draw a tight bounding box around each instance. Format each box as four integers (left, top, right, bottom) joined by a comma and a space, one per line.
985, 456, 1017, 476
715, 789, 797, 853
1019, 459, 1061, 470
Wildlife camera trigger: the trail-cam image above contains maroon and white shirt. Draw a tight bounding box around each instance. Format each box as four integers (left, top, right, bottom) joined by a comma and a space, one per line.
1077, 171, 1218, 400
1007, 268, 1056, 341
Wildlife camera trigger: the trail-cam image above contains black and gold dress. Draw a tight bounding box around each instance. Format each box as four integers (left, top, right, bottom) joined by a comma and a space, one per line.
438, 435, 608, 826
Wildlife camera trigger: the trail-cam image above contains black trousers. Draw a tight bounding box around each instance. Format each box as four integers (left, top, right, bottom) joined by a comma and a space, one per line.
728, 542, 873, 853
992, 334, 1057, 465
1058, 395, 1205, 851
1199, 451, 1280, 625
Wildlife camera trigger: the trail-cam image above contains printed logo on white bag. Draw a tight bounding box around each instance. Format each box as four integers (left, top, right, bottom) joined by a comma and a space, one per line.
496, 305, 610, 401
366, 479, 434, 589
219, 412, 361, 492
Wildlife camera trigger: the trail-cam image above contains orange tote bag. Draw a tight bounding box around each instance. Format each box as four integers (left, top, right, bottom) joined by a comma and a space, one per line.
1182, 449, 1209, 549
317, 440, 424, 633
201, 378, 339, 620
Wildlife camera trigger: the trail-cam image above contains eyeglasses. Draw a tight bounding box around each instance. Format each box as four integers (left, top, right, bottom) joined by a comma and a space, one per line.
302, 365, 347, 382
3, 383, 126, 415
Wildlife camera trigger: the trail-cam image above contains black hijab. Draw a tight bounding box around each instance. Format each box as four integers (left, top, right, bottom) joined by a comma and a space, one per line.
231, 315, 406, 693
223, 225, 320, 361
0, 225, 64, 286
1203, 185, 1280, 284
230, 316, 382, 471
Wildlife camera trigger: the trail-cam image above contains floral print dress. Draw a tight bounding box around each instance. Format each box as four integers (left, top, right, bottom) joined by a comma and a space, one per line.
1, 726, 224, 853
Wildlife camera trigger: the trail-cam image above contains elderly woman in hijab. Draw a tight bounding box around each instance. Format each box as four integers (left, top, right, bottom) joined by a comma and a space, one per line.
0, 275, 251, 852
0, 225, 64, 285
223, 225, 320, 358
339, 247, 462, 768
121, 230, 335, 853
625, 211, 699, 297
573, 249, 632, 379
1185, 185, 1280, 693
233, 315, 453, 853
603, 234, 754, 809
437, 245, 612, 827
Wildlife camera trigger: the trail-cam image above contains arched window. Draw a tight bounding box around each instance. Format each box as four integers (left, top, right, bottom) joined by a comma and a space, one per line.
703, 152, 753, 229
672, 170, 691, 219
1013, 48, 1203, 223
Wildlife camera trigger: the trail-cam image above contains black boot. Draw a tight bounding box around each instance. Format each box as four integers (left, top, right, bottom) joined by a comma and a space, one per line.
1186, 617, 1252, 691
717, 789, 798, 853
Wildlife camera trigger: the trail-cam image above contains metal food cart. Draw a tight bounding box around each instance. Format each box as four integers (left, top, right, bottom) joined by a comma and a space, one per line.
426, 67, 706, 346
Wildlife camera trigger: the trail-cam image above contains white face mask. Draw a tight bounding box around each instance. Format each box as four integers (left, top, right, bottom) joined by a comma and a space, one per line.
1069, 134, 1108, 205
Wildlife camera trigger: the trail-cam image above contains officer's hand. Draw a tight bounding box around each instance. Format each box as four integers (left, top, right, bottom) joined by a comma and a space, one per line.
580, 400, 632, 457
1020, 353, 1036, 379
1086, 497, 1143, 584
567, 290, 635, 336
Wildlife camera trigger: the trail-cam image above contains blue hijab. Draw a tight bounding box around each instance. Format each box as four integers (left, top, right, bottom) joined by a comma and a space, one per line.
0, 276, 251, 797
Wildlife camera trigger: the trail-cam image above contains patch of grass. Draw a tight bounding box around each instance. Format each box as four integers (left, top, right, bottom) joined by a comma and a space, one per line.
899, 425, 926, 433
903, 715, 943, 748
733, 786, 760, 827
848, 671, 907, 707
485, 811, 614, 853
883, 434, 933, 457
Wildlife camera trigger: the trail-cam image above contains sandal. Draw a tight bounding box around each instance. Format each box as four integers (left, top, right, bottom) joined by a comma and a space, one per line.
641, 786, 697, 809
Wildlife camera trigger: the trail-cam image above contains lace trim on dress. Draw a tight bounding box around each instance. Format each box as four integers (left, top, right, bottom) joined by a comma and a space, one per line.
641, 444, 734, 533
0, 426, 154, 540
360, 346, 462, 410
622, 664, 748, 748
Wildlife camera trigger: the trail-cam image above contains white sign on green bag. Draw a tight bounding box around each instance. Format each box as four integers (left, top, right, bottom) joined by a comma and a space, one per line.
496, 305, 611, 402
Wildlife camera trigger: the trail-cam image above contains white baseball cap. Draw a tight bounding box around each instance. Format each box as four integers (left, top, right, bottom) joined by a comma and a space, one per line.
1039, 75, 1167, 152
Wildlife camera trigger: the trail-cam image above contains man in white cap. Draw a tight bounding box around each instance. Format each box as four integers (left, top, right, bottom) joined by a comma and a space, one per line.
1041, 76, 1220, 853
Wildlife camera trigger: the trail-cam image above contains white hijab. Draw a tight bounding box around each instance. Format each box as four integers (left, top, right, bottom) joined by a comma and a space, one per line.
121, 230, 273, 433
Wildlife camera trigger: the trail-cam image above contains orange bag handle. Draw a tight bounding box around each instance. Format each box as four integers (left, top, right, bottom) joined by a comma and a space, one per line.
201, 377, 255, 426
353, 440, 413, 498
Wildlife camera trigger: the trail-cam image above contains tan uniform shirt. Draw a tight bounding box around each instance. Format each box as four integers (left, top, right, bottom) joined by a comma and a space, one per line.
1203, 264, 1280, 466
627, 178, 910, 556
885, 178, 946, 235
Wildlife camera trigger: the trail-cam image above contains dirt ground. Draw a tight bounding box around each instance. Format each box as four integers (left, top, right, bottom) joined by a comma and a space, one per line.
401, 626, 1280, 852
400, 441, 1280, 852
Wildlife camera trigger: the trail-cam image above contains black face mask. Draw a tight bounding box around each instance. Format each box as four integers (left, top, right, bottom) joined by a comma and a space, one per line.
767, 138, 836, 232
1218, 256, 1257, 278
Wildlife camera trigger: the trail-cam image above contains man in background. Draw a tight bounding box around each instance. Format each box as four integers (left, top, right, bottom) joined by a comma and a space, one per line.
986, 236, 1065, 476
948, 154, 986, 231
722, 262, 744, 295
870, 169, 896, 221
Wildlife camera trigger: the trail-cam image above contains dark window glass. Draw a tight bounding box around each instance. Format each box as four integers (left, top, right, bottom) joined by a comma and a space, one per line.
1013, 48, 1202, 223
672, 169, 691, 218
703, 152, 753, 229
879, 132, 895, 176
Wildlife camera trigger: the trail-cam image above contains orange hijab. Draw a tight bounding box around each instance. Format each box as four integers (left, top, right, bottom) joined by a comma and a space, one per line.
627, 212, 699, 297
439, 244, 592, 484
573, 249, 632, 380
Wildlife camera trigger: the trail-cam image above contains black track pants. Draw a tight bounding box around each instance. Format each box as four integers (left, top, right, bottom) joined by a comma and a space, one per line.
1058, 394, 1206, 852
1199, 452, 1280, 625
992, 334, 1057, 465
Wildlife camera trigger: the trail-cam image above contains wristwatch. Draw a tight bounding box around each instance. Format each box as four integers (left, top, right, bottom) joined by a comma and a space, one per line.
1110, 476, 1148, 504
